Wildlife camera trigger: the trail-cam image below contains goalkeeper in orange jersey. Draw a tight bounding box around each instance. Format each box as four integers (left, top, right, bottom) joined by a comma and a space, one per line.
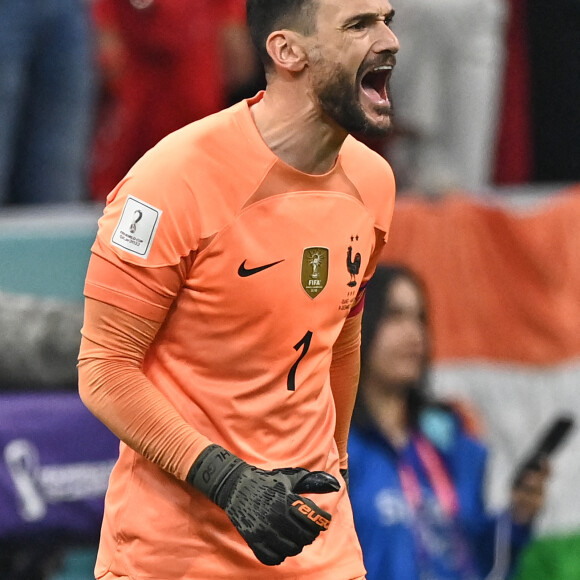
78, 0, 400, 577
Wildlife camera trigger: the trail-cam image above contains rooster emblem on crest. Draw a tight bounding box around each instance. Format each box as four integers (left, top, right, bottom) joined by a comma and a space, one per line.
346, 236, 361, 287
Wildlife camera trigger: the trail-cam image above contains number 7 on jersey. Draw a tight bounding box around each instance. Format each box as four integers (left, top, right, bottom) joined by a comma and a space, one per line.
287, 331, 313, 391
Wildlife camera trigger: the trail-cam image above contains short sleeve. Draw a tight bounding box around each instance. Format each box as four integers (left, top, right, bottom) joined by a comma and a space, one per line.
85, 145, 201, 320
94, 146, 201, 267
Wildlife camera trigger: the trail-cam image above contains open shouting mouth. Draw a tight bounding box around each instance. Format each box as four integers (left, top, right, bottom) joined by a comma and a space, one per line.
360, 64, 393, 108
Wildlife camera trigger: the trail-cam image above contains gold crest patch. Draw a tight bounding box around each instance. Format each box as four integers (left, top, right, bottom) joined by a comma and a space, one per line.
301, 247, 329, 298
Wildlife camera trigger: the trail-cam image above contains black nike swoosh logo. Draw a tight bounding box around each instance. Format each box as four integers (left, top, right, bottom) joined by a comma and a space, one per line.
238, 259, 285, 277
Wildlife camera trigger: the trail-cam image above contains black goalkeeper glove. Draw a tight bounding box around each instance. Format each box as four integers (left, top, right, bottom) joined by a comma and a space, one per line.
187, 444, 340, 566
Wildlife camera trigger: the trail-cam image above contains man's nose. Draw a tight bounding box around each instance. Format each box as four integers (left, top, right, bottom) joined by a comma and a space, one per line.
374, 24, 400, 54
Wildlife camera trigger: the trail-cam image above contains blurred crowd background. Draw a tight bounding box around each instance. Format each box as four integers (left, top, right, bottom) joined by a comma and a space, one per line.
0, 0, 579, 578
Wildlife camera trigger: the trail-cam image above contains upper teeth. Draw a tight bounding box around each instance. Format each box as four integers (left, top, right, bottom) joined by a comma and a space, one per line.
373, 66, 392, 71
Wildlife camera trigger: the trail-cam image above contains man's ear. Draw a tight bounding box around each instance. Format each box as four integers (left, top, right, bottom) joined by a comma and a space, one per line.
265, 30, 308, 73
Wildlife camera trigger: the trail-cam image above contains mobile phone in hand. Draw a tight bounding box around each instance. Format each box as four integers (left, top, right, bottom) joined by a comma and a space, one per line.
512, 415, 575, 487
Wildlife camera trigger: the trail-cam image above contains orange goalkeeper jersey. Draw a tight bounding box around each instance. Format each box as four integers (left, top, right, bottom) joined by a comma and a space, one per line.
84, 93, 396, 579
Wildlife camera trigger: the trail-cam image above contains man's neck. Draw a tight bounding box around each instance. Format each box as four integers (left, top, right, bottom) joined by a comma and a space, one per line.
250, 84, 348, 175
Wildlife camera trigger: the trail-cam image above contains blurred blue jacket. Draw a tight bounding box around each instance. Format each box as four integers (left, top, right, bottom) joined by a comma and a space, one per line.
348, 404, 531, 580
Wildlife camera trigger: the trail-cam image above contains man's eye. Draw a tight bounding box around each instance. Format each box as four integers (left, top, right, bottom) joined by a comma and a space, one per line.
350, 21, 366, 30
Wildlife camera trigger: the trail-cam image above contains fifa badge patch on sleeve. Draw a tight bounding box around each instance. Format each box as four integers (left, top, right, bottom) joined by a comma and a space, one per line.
111, 195, 162, 259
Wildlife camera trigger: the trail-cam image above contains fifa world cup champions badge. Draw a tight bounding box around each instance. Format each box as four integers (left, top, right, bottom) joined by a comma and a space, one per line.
301, 247, 329, 298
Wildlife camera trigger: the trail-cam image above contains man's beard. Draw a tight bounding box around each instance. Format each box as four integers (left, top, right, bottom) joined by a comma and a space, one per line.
313, 62, 393, 139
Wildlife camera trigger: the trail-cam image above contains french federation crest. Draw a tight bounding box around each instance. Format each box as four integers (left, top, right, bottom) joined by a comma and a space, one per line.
301, 247, 329, 298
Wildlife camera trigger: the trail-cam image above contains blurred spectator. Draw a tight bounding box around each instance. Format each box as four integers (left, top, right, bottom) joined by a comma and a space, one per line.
0, 0, 95, 206
90, 0, 262, 200
0, 290, 83, 391
348, 264, 549, 580
386, 0, 508, 194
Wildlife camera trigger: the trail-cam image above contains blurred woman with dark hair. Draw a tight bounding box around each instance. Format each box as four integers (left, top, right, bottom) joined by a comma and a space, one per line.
348, 264, 549, 580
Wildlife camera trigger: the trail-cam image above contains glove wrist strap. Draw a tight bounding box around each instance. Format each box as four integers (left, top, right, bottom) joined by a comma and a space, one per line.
187, 444, 246, 508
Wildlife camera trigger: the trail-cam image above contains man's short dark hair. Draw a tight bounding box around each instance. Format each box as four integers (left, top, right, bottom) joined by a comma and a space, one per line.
246, 0, 318, 67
